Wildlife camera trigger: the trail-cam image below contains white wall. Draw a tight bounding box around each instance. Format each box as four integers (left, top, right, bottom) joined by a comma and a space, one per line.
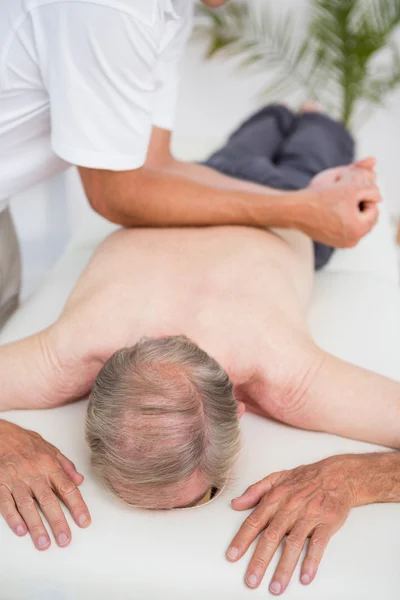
10, 0, 400, 296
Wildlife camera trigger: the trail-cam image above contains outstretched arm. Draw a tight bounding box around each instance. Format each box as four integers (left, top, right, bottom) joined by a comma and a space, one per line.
0, 326, 94, 411
0, 332, 55, 411
0, 328, 93, 549
277, 351, 400, 450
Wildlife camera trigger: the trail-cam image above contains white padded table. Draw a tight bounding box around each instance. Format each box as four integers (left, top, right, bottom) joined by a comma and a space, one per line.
1, 189, 400, 599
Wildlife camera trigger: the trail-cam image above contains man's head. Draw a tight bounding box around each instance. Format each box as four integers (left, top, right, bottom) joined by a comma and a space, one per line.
85, 336, 241, 510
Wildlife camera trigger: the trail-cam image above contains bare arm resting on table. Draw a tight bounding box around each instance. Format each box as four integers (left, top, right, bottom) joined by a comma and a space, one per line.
0, 331, 92, 551
78, 127, 381, 248
0, 327, 97, 412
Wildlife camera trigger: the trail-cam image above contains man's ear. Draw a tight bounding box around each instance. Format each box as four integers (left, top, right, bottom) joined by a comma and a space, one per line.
237, 401, 246, 419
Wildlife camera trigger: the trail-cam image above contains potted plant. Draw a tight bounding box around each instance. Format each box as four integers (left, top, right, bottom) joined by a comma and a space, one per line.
195, 0, 400, 130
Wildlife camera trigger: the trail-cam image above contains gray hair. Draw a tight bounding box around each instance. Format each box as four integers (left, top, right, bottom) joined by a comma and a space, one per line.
85, 336, 240, 508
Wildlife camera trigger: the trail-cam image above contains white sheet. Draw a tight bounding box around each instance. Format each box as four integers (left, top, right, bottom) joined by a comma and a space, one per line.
0, 201, 399, 600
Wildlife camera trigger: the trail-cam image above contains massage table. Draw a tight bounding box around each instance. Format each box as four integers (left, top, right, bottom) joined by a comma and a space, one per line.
1, 141, 400, 599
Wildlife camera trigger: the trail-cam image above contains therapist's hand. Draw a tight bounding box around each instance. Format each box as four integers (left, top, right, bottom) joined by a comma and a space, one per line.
226, 455, 362, 595
299, 156, 381, 248
0, 420, 91, 550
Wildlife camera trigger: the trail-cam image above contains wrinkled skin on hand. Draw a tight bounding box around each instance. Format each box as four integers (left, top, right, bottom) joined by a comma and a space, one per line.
226, 454, 364, 596
0, 420, 91, 550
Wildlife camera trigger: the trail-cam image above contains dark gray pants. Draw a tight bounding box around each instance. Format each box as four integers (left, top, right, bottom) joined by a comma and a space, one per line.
0, 207, 21, 329
205, 105, 355, 269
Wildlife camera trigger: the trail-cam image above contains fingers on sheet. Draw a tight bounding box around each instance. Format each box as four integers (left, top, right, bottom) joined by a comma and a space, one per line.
51, 446, 84, 485
269, 519, 313, 595
227, 498, 279, 562
12, 481, 51, 551
50, 470, 91, 529
244, 514, 290, 590
0, 484, 27, 537
300, 524, 332, 585
30, 476, 72, 548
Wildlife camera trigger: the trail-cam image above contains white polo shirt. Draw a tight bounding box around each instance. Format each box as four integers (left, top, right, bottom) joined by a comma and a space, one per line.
0, 0, 194, 211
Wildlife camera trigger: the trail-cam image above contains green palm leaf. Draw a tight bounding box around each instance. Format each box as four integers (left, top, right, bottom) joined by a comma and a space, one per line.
194, 0, 400, 130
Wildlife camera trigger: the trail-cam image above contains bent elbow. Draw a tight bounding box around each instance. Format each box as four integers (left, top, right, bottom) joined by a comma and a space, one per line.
79, 166, 146, 227
86, 188, 143, 228
85, 188, 120, 224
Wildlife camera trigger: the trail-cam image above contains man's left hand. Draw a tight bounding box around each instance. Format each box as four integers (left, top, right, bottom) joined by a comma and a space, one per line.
225, 455, 365, 595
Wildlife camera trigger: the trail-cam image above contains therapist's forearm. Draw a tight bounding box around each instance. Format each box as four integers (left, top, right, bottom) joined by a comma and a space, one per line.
165, 158, 281, 195
82, 165, 309, 229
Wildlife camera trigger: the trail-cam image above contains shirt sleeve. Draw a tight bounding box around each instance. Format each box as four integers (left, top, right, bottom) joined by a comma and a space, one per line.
151, 2, 194, 131
38, 3, 160, 170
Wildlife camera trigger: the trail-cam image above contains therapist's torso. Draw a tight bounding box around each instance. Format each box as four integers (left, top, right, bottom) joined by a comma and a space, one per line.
0, 0, 193, 210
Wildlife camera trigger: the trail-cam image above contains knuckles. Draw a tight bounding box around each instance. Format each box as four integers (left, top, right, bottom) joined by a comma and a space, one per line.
261, 526, 281, 545
0, 497, 10, 510
16, 495, 35, 510
245, 513, 263, 531
261, 484, 290, 507
303, 554, 320, 568
310, 535, 327, 550
49, 518, 67, 529
275, 564, 291, 577
37, 453, 58, 470
37, 491, 57, 507
250, 555, 269, 571
5, 510, 19, 521
58, 480, 76, 496
29, 522, 46, 534
285, 534, 304, 550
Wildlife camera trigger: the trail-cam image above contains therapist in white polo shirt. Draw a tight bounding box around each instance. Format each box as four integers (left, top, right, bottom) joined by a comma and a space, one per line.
0, 0, 380, 328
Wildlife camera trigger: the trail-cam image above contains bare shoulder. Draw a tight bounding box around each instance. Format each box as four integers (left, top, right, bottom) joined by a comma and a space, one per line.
46, 317, 105, 403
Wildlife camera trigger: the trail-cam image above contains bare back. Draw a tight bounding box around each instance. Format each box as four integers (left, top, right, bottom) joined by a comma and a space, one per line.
54, 226, 313, 397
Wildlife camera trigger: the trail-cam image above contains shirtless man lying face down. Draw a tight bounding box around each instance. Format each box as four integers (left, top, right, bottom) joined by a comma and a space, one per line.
1, 107, 400, 593
1, 187, 400, 497
1, 168, 400, 593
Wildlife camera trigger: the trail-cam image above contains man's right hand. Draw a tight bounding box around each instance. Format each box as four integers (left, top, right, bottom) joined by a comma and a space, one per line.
299, 157, 381, 248
0, 420, 91, 550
